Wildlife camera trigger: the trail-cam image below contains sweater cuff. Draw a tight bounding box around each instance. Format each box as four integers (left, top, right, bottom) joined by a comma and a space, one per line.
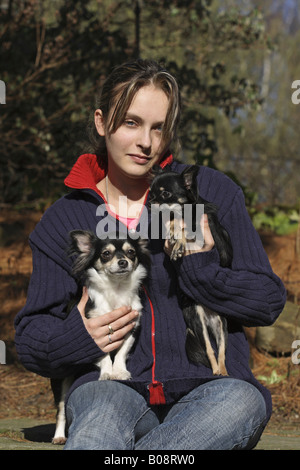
48, 307, 104, 369
172, 248, 220, 302
174, 247, 220, 275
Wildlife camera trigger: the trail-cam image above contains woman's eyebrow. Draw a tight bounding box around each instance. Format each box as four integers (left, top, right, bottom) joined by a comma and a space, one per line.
125, 112, 142, 122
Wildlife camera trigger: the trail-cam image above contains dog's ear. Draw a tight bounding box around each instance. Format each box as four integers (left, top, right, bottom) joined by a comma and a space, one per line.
136, 238, 151, 270
69, 230, 96, 254
148, 164, 164, 183
152, 164, 164, 175
68, 230, 98, 275
181, 165, 199, 197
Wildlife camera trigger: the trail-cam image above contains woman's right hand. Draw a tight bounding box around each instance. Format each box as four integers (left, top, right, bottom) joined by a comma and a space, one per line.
77, 287, 139, 353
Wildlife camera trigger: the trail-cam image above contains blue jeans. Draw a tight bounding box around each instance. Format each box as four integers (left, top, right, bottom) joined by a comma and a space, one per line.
64, 378, 267, 450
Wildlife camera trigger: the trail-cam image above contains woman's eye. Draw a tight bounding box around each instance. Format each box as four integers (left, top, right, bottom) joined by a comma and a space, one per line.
125, 120, 136, 127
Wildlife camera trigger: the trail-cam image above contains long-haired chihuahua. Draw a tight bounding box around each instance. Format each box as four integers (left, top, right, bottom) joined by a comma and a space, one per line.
52, 231, 150, 444
148, 165, 233, 377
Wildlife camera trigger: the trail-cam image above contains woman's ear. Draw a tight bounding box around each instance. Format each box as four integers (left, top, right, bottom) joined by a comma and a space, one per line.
94, 109, 106, 136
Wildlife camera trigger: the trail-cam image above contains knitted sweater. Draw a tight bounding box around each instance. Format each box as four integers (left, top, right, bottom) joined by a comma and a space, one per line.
14, 153, 286, 421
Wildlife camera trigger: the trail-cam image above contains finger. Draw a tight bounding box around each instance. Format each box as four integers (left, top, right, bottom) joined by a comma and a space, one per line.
201, 214, 214, 250
99, 306, 138, 330
184, 214, 214, 255
83, 305, 133, 329
100, 309, 139, 341
109, 309, 139, 332
102, 339, 124, 353
99, 318, 138, 353
77, 287, 89, 318
83, 307, 139, 351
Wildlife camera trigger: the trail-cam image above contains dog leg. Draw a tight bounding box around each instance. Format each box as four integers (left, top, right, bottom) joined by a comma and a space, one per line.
216, 319, 228, 376
52, 376, 73, 445
97, 354, 113, 380
111, 302, 142, 380
201, 308, 228, 376
169, 219, 186, 260
196, 306, 220, 375
111, 332, 136, 380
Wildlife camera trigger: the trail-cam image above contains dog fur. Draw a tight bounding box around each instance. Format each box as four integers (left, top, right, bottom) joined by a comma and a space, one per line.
148, 165, 233, 376
52, 232, 150, 444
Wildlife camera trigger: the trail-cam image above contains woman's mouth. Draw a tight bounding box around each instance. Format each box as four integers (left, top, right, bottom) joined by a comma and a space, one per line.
128, 154, 151, 165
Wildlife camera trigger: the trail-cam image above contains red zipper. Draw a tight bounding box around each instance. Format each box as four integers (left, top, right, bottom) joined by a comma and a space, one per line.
143, 286, 166, 405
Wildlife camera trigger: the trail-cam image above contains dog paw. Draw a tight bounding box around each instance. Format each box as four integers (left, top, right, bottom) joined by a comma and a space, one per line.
52, 436, 67, 445
219, 366, 228, 376
212, 366, 228, 376
110, 368, 132, 381
170, 241, 185, 260
99, 372, 113, 380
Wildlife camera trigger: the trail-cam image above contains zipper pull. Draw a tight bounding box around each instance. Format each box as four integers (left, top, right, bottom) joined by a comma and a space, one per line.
148, 381, 166, 405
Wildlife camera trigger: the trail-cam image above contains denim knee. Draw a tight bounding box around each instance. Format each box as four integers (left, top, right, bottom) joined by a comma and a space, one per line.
222, 379, 267, 449
202, 378, 267, 449
65, 381, 151, 450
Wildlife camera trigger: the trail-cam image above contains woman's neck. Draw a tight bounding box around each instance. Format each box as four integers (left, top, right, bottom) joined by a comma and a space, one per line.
97, 172, 149, 219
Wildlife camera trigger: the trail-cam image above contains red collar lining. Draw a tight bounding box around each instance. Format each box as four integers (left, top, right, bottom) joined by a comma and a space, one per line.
64, 152, 173, 193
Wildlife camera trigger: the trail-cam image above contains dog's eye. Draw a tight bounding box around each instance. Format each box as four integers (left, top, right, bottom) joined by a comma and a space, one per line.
161, 190, 172, 199
126, 248, 136, 259
101, 250, 112, 260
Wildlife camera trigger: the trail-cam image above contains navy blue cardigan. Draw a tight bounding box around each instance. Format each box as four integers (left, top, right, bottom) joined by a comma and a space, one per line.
14, 153, 286, 421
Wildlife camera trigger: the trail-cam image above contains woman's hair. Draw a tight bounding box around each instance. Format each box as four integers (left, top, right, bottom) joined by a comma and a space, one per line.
87, 59, 181, 159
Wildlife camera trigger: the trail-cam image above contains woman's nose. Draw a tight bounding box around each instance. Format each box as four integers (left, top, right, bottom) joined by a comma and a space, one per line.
137, 127, 151, 152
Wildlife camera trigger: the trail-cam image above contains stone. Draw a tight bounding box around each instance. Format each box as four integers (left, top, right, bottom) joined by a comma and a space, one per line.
255, 301, 300, 354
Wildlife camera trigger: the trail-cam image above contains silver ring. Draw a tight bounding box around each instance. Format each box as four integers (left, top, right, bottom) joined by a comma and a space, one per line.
108, 324, 114, 335
108, 334, 112, 343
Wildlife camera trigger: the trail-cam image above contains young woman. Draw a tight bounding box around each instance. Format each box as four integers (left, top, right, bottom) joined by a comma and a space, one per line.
15, 59, 286, 450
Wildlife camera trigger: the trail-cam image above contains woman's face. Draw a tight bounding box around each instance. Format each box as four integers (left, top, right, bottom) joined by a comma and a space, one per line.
95, 85, 170, 180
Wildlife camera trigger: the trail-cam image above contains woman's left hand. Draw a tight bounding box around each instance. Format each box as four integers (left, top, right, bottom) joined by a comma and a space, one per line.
164, 214, 215, 257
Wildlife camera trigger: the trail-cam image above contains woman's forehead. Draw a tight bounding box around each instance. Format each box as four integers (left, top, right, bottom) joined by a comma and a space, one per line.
127, 85, 169, 121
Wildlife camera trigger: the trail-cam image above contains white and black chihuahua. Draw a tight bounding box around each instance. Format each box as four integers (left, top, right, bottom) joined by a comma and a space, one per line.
52, 231, 150, 444
148, 165, 233, 377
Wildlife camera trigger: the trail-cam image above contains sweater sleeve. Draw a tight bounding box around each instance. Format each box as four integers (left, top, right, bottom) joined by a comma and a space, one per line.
174, 188, 286, 327
14, 239, 104, 379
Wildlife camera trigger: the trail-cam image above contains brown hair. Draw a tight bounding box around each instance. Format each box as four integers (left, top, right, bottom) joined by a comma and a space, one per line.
87, 59, 181, 159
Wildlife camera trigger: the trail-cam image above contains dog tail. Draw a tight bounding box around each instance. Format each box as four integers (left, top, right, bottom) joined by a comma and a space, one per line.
183, 305, 211, 368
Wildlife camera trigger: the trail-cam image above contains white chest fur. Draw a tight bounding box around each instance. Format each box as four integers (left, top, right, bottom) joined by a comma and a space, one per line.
85, 264, 146, 381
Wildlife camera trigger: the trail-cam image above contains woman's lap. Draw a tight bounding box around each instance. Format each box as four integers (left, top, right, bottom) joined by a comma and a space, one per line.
64, 378, 267, 450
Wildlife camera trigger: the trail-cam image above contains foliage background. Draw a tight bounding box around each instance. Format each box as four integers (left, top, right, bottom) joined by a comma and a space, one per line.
0, 0, 300, 226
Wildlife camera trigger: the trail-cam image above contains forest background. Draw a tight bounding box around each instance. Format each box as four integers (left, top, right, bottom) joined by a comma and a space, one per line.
1, 0, 300, 235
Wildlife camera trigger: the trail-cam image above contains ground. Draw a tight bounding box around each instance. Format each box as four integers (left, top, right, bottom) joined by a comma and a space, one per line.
0, 207, 299, 433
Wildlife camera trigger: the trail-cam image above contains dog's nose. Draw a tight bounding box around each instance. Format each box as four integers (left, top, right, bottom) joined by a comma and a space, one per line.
118, 259, 128, 269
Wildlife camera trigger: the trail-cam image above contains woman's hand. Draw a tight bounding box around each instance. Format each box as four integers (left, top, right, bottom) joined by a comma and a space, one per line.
164, 214, 215, 257
184, 213, 215, 256
77, 287, 139, 353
